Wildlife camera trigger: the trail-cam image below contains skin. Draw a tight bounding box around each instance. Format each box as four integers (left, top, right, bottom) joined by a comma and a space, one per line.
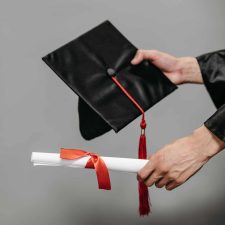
131, 50, 225, 191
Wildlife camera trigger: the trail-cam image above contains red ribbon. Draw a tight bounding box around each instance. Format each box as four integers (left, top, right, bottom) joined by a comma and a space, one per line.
60, 148, 111, 190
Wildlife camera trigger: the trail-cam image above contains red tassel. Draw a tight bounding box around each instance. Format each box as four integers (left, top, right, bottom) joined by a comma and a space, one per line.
138, 118, 151, 216
110, 75, 151, 215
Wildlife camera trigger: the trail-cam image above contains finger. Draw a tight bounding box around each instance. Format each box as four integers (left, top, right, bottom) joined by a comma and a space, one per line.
137, 154, 155, 181
155, 177, 170, 189
165, 165, 204, 191
165, 181, 181, 191
137, 160, 155, 182
144, 171, 162, 187
131, 50, 144, 65
133, 49, 162, 64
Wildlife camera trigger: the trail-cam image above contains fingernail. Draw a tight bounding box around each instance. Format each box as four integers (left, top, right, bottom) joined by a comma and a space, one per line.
166, 186, 172, 190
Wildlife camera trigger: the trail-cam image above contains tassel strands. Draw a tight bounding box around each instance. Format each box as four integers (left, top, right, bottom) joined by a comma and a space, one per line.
138, 116, 151, 216
110, 72, 151, 216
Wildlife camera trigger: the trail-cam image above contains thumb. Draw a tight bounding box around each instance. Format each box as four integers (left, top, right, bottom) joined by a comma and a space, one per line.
131, 50, 144, 65
131, 50, 160, 65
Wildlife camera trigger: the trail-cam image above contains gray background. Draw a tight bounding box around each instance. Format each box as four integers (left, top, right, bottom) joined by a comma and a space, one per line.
1, 0, 225, 224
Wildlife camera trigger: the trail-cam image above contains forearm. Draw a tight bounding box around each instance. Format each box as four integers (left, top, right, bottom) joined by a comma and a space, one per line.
191, 125, 225, 160
177, 57, 203, 84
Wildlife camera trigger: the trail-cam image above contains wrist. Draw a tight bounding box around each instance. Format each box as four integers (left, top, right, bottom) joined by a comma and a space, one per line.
178, 57, 203, 84
191, 126, 225, 159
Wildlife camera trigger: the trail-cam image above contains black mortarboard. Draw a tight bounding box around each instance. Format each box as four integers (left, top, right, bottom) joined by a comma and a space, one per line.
42, 20, 177, 215
42, 20, 177, 140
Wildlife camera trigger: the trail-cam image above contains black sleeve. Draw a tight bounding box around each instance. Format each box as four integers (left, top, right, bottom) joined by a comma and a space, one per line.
204, 104, 225, 142
196, 49, 225, 108
196, 50, 225, 142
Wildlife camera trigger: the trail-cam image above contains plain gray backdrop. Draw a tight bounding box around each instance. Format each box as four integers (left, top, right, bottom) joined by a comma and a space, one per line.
1, 0, 225, 224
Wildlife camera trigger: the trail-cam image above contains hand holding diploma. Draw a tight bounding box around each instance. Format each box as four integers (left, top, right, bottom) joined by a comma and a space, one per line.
132, 50, 225, 191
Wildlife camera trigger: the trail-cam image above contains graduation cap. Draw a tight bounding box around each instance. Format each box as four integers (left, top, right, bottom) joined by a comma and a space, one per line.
42, 20, 177, 216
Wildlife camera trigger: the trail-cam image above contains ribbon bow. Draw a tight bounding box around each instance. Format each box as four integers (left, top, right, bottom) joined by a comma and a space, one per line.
60, 148, 111, 190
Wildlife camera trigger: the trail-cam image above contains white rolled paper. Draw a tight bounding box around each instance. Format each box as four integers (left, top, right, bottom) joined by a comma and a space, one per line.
31, 152, 148, 173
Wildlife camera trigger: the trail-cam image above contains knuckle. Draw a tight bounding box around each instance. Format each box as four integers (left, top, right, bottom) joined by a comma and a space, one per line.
137, 49, 144, 55
158, 165, 168, 174
168, 173, 176, 181
175, 177, 184, 184
152, 153, 161, 163
157, 154, 164, 162
146, 177, 156, 187
137, 171, 144, 179
153, 172, 160, 180
137, 170, 147, 180
144, 179, 151, 187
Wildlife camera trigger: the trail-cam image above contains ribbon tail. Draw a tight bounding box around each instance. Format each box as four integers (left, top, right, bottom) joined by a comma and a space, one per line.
95, 157, 111, 190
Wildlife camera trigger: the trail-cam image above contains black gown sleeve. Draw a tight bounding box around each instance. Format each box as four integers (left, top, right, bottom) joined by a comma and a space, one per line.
204, 103, 225, 142
196, 50, 225, 142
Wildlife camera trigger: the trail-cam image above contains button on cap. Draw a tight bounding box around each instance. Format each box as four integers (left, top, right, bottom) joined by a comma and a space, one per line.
107, 68, 116, 77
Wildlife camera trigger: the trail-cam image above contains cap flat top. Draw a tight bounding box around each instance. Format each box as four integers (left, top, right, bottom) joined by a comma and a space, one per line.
42, 21, 177, 140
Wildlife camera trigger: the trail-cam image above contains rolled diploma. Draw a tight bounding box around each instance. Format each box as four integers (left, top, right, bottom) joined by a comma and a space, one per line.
31, 152, 148, 173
